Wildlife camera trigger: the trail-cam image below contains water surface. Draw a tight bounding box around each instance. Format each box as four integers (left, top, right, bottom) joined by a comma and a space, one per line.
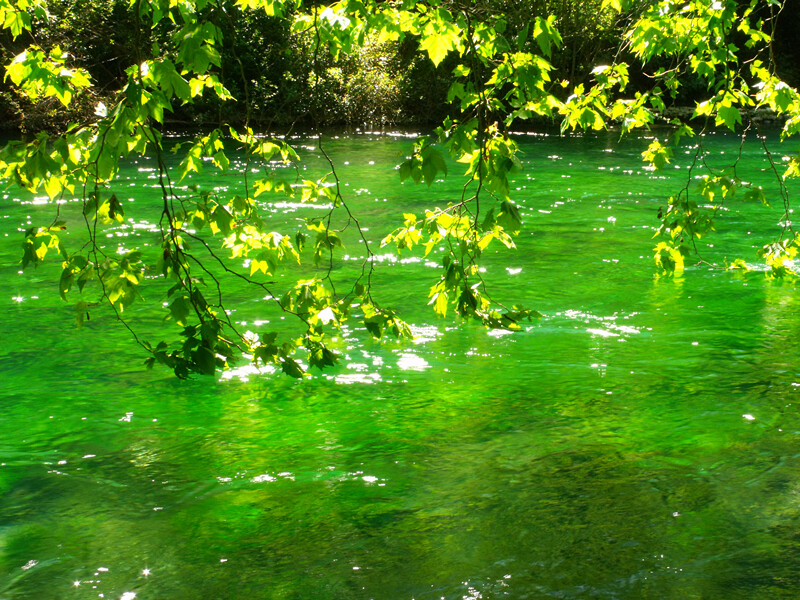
1, 130, 800, 599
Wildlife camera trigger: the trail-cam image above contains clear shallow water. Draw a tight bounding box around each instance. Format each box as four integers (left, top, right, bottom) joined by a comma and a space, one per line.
1, 130, 800, 599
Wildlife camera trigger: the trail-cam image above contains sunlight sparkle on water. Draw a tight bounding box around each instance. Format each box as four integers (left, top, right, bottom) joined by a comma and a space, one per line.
410, 325, 441, 344
367, 253, 400, 263
21, 196, 49, 205
587, 328, 618, 338
334, 372, 381, 384
397, 352, 429, 371
220, 363, 276, 382
559, 309, 642, 339
488, 329, 515, 338
272, 201, 332, 212
346, 362, 370, 372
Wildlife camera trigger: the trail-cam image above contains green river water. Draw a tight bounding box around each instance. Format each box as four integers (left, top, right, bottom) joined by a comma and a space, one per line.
1, 130, 800, 599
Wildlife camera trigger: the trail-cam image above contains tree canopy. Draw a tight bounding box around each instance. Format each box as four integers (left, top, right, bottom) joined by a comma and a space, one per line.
1, 0, 798, 378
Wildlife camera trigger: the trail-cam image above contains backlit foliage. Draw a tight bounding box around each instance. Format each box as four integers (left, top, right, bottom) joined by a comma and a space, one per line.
1, 0, 798, 377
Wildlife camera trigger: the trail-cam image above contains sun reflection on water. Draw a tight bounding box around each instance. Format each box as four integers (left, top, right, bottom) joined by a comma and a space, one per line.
396, 352, 429, 371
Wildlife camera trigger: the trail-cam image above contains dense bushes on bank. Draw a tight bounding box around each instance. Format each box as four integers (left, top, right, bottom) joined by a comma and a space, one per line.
2, 0, 799, 134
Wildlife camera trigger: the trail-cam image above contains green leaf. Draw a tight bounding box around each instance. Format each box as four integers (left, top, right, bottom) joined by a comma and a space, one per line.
532, 15, 562, 57
496, 200, 522, 234
429, 290, 448, 317
716, 104, 742, 130
743, 187, 768, 206
170, 296, 192, 326
642, 140, 673, 170
280, 357, 306, 378
419, 18, 459, 66
192, 345, 216, 374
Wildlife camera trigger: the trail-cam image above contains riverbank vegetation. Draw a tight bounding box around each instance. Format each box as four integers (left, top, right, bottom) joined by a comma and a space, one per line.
1, 0, 799, 377
4, 0, 798, 132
